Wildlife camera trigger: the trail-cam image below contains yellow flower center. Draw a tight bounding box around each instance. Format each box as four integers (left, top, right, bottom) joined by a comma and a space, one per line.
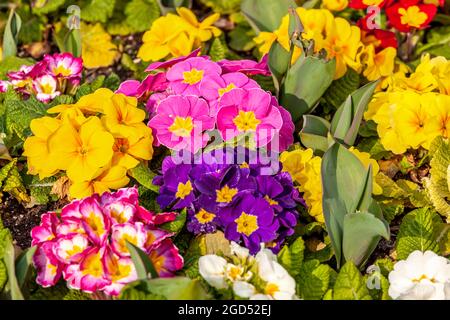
233, 111, 261, 131
111, 263, 132, 282
412, 274, 436, 283
113, 138, 130, 154
216, 185, 238, 203
265, 283, 279, 296
118, 233, 138, 253
218, 83, 236, 96
41, 83, 54, 94
149, 251, 166, 273
235, 212, 259, 236
398, 6, 428, 28
53, 65, 72, 77
169, 116, 194, 137
66, 245, 84, 257
195, 209, 216, 224
227, 265, 244, 281
48, 263, 58, 276
175, 180, 193, 199
182, 68, 204, 85
82, 252, 104, 277
240, 162, 249, 169
264, 195, 279, 206
110, 208, 128, 224
86, 212, 105, 236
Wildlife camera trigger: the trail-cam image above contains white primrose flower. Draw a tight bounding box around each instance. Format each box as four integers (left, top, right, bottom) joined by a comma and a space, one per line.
388, 250, 450, 300
252, 249, 297, 300
230, 241, 251, 260
233, 281, 256, 298
199, 255, 228, 289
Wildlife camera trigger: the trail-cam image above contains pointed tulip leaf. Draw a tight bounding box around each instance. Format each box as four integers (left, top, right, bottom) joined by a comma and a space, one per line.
268, 42, 291, 93
15, 246, 37, 289
2, 9, 22, 58
281, 56, 336, 122
241, 0, 296, 32
300, 115, 331, 155
331, 81, 379, 146
343, 212, 390, 267
126, 241, 159, 279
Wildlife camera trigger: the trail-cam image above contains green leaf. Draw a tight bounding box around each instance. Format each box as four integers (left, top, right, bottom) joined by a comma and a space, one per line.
343, 212, 389, 267
396, 207, 440, 260
32, 0, 66, 15
281, 56, 336, 122
0, 260, 7, 293
331, 80, 379, 147
417, 26, 450, 59
159, 209, 186, 234
322, 68, 360, 111
81, 0, 116, 23
278, 237, 305, 277
0, 159, 29, 203
127, 242, 158, 279
121, 277, 210, 300
198, 0, 241, 14
333, 261, 371, 300
104, 73, 121, 91
63, 29, 82, 57
209, 37, 227, 62
299, 115, 331, 155
125, 0, 160, 33
2, 9, 22, 59
297, 259, 335, 300
15, 246, 37, 289
374, 258, 394, 278
129, 162, 159, 193
0, 229, 23, 300
268, 42, 291, 93
228, 22, 256, 52
241, 0, 296, 32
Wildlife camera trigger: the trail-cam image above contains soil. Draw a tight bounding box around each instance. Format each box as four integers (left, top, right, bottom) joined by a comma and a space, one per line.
0, 195, 68, 249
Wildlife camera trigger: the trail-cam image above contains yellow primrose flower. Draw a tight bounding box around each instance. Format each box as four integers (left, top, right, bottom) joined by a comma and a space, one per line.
23, 117, 62, 179
48, 88, 114, 116
349, 147, 382, 195
81, 23, 119, 69
321, 0, 349, 12
323, 17, 363, 79
393, 92, 433, 150
280, 148, 324, 222
48, 117, 115, 182
415, 54, 450, 95
176, 7, 221, 45
138, 14, 193, 62
69, 165, 130, 199
112, 125, 154, 170
361, 45, 397, 81
427, 94, 450, 140
101, 94, 147, 137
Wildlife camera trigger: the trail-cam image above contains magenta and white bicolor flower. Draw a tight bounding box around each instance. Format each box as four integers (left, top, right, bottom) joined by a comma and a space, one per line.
103, 201, 136, 225
31, 212, 59, 246
110, 222, 147, 257
33, 74, 60, 103
116, 72, 167, 100
64, 246, 110, 293
53, 233, 90, 264
100, 187, 139, 207
102, 248, 138, 296
148, 95, 215, 153
216, 88, 283, 147
33, 242, 63, 287
44, 53, 83, 80
218, 55, 270, 76
149, 239, 184, 277
201, 72, 259, 115
166, 57, 221, 95
78, 197, 111, 245
0, 80, 10, 93
144, 226, 174, 252
145, 48, 202, 72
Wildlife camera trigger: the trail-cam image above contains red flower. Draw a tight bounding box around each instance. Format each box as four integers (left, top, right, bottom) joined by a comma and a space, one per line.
349, 0, 389, 9
386, 1, 437, 32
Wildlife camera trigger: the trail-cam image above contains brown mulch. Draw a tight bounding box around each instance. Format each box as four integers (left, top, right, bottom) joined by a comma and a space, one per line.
0, 195, 68, 249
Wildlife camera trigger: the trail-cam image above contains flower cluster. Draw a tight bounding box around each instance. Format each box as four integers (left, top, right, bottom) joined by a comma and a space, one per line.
23, 89, 153, 199
199, 242, 297, 300
153, 148, 301, 254
0, 53, 82, 102
280, 147, 382, 222
254, 7, 397, 80
138, 8, 221, 62
80, 22, 119, 69
31, 187, 183, 296
118, 50, 294, 153
388, 250, 450, 300
351, 0, 442, 33
365, 54, 450, 154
